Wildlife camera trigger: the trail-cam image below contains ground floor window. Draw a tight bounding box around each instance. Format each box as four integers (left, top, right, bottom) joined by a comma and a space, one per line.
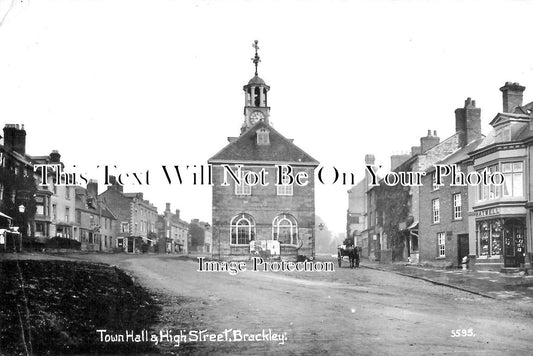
411, 234, 419, 252
56, 225, 72, 239
272, 214, 298, 245
35, 222, 45, 236
476, 219, 503, 257
230, 213, 256, 245
437, 232, 445, 257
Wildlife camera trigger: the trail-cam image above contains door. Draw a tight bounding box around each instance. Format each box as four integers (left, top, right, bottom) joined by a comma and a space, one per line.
504, 219, 526, 268
457, 234, 469, 265
127, 237, 134, 253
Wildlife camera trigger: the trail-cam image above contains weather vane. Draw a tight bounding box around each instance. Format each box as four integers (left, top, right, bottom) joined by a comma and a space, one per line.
251, 40, 261, 76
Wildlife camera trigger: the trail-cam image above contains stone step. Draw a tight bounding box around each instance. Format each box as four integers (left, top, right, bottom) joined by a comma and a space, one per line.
500, 267, 521, 274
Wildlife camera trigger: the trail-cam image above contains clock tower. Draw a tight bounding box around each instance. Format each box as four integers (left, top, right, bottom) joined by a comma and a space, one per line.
209, 41, 319, 261
242, 40, 270, 133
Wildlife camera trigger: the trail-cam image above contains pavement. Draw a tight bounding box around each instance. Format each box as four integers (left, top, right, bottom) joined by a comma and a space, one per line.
360, 259, 533, 304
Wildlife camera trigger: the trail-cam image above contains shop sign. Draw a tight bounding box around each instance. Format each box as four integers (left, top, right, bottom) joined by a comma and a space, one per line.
475, 208, 500, 217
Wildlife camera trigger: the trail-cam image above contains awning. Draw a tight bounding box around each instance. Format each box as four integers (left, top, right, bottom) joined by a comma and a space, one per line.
0, 212, 13, 220
407, 221, 419, 230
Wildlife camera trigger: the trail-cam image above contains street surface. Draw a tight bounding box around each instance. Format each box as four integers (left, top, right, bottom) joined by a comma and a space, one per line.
62, 253, 533, 355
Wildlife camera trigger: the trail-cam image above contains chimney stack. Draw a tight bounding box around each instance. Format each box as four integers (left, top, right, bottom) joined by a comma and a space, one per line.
500, 82, 525, 113
49, 150, 61, 163
390, 153, 410, 171
108, 175, 123, 192
175, 209, 180, 219
364, 154, 375, 165
420, 130, 440, 153
87, 179, 98, 198
455, 97, 482, 147
3, 124, 26, 155
165, 203, 171, 213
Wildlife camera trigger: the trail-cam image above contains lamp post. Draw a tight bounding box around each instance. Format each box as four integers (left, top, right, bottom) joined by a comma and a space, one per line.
18, 204, 25, 253
315, 223, 325, 259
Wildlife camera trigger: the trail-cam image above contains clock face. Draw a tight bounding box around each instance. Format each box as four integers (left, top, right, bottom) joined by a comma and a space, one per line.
250, 111, 265, 124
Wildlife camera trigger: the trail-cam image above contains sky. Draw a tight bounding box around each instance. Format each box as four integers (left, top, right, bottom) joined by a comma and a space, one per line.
1, 0, 533, 234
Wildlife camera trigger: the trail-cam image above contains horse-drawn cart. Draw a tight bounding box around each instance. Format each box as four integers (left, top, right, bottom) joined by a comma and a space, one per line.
337, 245, 360, 268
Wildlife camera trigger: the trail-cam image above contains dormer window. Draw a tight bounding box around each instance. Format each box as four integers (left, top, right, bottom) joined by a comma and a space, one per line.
256, 128, 270, 146
496, 126, 511, 142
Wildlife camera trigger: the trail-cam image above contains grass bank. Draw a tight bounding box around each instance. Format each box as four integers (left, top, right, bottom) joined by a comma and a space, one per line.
0, 259, 161, 355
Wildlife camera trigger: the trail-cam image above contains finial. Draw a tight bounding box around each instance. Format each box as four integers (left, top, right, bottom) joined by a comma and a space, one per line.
251, 40, 261, 76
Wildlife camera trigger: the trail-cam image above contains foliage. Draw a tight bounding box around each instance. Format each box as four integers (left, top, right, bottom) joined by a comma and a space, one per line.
0, 164, 37, 237
375, 181, 411, 249
314, 215, 338, 253
45, 237, 81, 250
189, 223, 205, 248
0, 260, 160, 355
343, 235, 354, 246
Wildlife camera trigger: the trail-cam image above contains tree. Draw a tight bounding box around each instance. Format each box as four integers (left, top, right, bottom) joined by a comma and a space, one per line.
188, 223, 205, 250
0, 164, 37, 237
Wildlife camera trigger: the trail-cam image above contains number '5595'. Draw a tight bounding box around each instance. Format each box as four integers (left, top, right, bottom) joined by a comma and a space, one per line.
451, 329, 475, 337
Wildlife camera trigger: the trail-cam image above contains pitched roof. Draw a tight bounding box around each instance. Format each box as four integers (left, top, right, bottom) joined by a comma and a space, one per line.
208, 121, 319, 166
425, 138, 484, 173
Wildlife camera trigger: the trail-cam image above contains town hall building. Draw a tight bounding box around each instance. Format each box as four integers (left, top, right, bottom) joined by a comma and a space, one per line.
208, 42, 319, 261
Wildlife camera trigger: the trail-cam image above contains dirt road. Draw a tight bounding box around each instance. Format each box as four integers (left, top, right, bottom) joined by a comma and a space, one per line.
66, 253, 533, 355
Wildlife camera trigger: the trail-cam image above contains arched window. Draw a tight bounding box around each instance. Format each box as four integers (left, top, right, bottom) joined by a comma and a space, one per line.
272, 214, 298, 245
254, 87, 261, 106
230, 213, 256, 245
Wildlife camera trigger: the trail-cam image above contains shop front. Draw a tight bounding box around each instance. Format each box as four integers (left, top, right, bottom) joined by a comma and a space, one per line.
475, 211, 527, 268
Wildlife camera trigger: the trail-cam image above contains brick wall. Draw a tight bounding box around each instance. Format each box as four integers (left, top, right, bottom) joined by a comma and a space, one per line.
212, 165, 316, 260
419, 162, 469, 267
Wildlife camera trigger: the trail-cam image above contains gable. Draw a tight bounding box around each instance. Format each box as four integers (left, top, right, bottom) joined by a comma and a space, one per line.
209, 122, 319, 166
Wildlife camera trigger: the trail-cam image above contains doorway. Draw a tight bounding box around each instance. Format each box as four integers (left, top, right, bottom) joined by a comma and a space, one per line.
127, 237, 135, 253
457, 234, 469, 266
503, 219, 526, 268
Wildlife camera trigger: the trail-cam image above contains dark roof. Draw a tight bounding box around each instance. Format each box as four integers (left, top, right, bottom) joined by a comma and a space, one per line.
515, 123, 533, 141
248, 75, 266, 85
208, 121, 319, 165
426, 138, 484, 173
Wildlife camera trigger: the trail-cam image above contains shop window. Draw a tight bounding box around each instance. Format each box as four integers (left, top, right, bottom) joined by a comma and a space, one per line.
477, 220, 503, 257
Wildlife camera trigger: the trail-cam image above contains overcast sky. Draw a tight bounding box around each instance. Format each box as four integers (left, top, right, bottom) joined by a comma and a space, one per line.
1, 0, 533, 234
